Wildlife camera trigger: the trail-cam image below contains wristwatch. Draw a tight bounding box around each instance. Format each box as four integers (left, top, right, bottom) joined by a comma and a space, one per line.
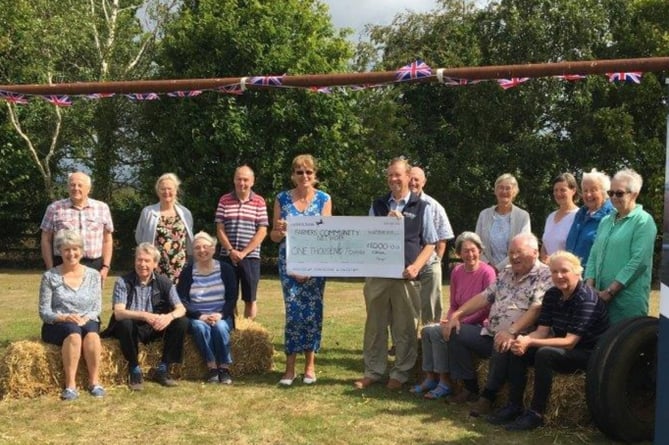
508, 327, 518, 337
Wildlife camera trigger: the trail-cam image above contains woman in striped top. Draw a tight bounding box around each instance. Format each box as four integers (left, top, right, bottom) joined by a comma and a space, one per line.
177, 231, 238, 384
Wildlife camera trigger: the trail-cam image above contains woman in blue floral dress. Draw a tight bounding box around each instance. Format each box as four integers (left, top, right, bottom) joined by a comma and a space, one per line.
270, 154, 332, 386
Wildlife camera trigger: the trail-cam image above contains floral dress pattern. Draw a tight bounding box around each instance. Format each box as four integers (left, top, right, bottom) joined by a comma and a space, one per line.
155, 214, 188, 283
277, 189, 330, 354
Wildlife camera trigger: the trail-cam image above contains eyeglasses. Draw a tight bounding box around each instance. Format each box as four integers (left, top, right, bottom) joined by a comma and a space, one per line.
295, 170, 314, 176
607, 190, 631, 198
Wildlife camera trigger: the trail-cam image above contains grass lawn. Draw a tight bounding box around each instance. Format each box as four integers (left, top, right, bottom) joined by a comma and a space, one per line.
0, 269, 654, 444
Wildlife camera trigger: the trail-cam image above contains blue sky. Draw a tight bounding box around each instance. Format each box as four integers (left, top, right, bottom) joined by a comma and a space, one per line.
323, 0, 440, 39
322, 0, 491, 40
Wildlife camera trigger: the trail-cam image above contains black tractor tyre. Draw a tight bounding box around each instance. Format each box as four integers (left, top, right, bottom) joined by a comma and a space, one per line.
586, 316, 658, 442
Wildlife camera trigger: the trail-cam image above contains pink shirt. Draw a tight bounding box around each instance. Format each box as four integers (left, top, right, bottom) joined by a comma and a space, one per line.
447, 262, 496, 325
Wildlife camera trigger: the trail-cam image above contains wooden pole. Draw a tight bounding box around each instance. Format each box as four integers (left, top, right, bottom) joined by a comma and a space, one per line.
0, 56, 668, 95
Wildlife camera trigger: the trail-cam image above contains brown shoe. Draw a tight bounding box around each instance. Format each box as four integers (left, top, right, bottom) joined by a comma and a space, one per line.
469, 396, 492, 417
386, 378, 403, 390
447, 388, 477, 404
354, 377, 378, 389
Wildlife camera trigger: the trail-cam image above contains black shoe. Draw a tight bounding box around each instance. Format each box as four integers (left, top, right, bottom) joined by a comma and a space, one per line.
129, 371, 143, 391
206, 368, 219, 384
218, 368, 232, 385
485, 402, 523, 425
505, 410, 544, 431
153, 368, 178, 387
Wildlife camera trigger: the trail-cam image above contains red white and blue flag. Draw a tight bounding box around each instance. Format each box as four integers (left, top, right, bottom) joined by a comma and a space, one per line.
555, 74, 586, 81
0, 90, 29, 104
42, 95, 72, 107
167, 90, 203, 98
607, 72, 643, 84
396, 60, 432, 82
441, 77, 480, 86
86, 92, 115, 100
217, 84, 244, 95
249, 76, 284, 87
126, 93, 160, 101
497, 77, 530, 90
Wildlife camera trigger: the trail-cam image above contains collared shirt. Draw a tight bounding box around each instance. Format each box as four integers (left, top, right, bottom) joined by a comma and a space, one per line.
420, 192, 454, 242
39, 266, 102, 324
481, 260, 552, 336
112, 273, 181, 312
215, 191, 268, 258
584, 204, 656, 324
538, 282, 609, 349
40, 198, 114, 259
368, 192, 438, 244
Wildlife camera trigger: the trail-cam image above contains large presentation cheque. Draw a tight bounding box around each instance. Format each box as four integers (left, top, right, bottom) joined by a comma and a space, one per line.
286, 215, 404, 278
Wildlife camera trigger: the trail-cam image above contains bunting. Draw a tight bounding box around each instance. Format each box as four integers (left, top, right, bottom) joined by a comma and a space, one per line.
0, 61, 647, 107
396, 60, 432, 82
607, 72, 643, 84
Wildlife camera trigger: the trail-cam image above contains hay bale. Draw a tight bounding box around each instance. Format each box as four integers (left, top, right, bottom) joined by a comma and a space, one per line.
0, 319, 274, 399
476, 359, 589, 427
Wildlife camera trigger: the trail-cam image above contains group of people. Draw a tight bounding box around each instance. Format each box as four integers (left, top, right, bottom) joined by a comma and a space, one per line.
38, 168, 269, 399
410, 167, 655, 431
37, 157, 657, 432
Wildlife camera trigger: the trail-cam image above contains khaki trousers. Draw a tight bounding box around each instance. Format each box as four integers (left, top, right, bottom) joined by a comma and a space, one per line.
362, 277, 420, 382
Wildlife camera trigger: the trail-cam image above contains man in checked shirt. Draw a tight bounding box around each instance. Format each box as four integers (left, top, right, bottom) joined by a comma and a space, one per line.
40, 171, 114, 282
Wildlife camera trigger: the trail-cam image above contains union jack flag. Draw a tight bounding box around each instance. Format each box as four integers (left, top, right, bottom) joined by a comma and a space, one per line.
607, 72, 643, 84
249, 76, 284, 87
0, 90, 29, 104
86, 92, 115, 100
555, 74, 586, 81
309, 86, 332, 94
440, 77, 481, 87
396, 60, 432, 82
126, 93, 160, 101
167, 90, 203, 98
217, 84, 244, 95
497, 77, 530, 90
42, 95, 72, 107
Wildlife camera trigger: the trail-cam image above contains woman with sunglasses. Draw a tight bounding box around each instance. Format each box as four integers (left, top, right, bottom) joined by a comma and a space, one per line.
270, 154, 332, 386
565, 169, 614, 269
584, 168, 657, 325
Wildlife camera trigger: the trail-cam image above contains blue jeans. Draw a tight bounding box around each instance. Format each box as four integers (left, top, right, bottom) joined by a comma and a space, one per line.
189, 317, 233, 366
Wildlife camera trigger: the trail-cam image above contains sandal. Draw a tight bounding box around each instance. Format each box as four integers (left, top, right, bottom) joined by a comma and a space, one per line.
410, 379, 439, 394
424, 383, 451, 400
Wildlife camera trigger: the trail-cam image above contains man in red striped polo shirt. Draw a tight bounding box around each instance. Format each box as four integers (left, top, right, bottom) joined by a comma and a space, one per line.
215, 165, 269, 320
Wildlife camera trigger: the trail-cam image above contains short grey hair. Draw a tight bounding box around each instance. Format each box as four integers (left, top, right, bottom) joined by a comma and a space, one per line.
193, 231, 217, 247
68, 171, 91, 187
54, 229, 84, 252
549, 250, 584, 276
454, 231, 483, 254
512, 232, 539, 251
135, 242, 160, 263
581, 168, 610, 193
155, 173, 182, 196
613, 168, 643, 194
495, 173, 519, 194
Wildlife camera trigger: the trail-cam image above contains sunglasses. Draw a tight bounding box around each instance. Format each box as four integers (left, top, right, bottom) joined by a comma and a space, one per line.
607, 190, 630, 198
295, 170, 314, 176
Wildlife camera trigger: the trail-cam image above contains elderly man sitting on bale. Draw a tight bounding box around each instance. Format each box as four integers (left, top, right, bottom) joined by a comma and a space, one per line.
493, 250, 609, 431
102, 242, 189, 390
443, 233, 552, 416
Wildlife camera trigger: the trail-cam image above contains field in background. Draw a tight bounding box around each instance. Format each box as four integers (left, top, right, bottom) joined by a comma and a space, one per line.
0, 270, 655, 444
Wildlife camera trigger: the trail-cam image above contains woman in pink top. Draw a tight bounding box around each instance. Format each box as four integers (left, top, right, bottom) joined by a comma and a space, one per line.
412, 232, 496, 399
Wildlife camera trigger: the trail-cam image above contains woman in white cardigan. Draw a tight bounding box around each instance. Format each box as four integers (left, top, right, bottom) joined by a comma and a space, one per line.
475, 173, 531, 272
135, 173, 194, 283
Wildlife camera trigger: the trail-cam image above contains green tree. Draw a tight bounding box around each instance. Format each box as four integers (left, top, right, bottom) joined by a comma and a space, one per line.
365, 0, 669, 250
139, 0, 377, 244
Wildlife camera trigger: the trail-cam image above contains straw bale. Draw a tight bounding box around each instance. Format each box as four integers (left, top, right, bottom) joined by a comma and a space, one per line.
0, 319, 274, 399
476, 359, 589, 427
